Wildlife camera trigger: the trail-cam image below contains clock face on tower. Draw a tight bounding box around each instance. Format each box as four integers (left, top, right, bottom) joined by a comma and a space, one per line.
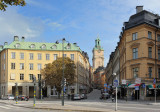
98, 50, 101, 53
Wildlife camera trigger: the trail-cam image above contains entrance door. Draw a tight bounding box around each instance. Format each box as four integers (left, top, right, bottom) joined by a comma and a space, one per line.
135, 90, 139, 100
29, 86, 34, 98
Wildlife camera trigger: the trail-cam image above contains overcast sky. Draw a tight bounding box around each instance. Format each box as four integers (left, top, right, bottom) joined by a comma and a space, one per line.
0, 0, 160, 66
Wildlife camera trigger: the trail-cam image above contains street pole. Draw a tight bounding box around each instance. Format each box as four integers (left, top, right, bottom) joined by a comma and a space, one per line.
137, 90, 138, 101
115, 76, 117, 111
15, 83, 18, 104
41, 81, 42, 102
62, 38, 65, 106
33, 76, 36, 107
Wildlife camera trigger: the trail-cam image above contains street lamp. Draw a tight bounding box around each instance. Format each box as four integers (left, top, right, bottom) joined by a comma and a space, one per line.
56, 38, 70, 106
112, 73, 118, 111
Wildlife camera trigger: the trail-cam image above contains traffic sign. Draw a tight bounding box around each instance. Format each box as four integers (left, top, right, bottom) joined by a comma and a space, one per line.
114, 80, 118, 87
153, 78, 156, 84
142, 84, 145, 88
104, 84, 107, 87
135, 86, 139, 90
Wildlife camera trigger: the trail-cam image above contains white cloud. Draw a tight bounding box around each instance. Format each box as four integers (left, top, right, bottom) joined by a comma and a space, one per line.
0, 7, 44, 45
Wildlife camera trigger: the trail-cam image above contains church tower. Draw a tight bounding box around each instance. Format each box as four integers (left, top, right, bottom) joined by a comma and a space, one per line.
92, 37, 104, 70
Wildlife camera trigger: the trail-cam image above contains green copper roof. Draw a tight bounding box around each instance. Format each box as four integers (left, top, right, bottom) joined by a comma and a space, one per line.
93, 37, 104, 50
1, 40, 82, 52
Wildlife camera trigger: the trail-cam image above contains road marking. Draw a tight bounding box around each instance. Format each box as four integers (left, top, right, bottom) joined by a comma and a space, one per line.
0, 105, 10, 109
5, 105, 20, 108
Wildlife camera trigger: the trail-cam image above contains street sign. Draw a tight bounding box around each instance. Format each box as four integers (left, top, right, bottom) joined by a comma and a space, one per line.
135, 78, 141, 84
153, 78, 156, 84
122, 80, 126, 84
135, 86, 139, 90
114, 80, 118, 87
142, 84, 145, 88
104, 84, 107, 87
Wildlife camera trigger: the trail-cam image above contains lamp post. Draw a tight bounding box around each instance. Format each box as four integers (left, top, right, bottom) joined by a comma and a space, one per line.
56, 38, 70, 106
113, 73, 118, 111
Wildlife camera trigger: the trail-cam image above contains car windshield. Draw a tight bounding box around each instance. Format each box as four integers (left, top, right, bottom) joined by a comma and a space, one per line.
75, 94, 79, 97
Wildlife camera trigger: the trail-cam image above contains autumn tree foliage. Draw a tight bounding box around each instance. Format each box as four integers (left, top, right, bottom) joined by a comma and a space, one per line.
41, 57, 76, 95
0, 0, 26, 11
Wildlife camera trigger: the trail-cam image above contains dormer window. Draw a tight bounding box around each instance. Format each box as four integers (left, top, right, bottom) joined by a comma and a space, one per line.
30, 44, 35, 49
52, 45, 57, 49
42, 44, 46, 49
15, 43, 20, 48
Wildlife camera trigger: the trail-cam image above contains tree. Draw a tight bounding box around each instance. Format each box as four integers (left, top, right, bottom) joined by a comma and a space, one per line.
41, 57, 76, 97
0, 0, 26, 11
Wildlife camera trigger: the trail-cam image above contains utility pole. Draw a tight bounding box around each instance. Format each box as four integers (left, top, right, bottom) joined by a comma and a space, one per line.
62, 38, 65, 106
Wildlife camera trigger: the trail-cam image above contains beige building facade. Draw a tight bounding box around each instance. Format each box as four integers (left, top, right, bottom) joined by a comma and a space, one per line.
0, 36, 90, 98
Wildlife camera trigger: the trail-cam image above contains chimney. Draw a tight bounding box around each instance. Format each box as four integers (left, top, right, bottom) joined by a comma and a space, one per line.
73, 43, 77, 46
22, 36, 25, 42
136, 6, 143, 14
14, 36, 19, 41
4, 42, 8, 46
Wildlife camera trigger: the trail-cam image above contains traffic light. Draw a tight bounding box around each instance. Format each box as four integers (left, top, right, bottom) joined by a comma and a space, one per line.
64, 78, 66, 86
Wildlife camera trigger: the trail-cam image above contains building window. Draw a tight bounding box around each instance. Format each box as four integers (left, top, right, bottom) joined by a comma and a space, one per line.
133, 68, 138, 78
29, 74, 33, 80
4, 53, 5, 60
20, 53, 24, 59
54, 54, 58, 60
20, 74, 24, 80
133, 48, 138, 59
30, 44, 35, 49
11, 52, 16, 59
42, 44, 46, 49
38, 74, 41, 80
29, 53, 34, 60
148, 31, 152, 39
15, 43, 20, 48
46, 54, 50, 60
52, 45, 57, 49
158, 49, 160, 60
70, 54, 74, 61
38, 64, 42, 70
20, 63, 24, 70
157, 34, 160, 41
158, 68, 160, 78
38, 53, 42, 60
148, 67, 152, 78
132, 32, 138, 40
148, 47, 152, 58
11, 63, 15, 69
29, 63, 33, 70
63, 54, 67, 57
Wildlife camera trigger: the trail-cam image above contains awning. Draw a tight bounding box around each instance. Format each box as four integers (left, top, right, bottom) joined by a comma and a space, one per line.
148, 85, 154, 89
128, 84, 136, 88
135, 84, 140, 86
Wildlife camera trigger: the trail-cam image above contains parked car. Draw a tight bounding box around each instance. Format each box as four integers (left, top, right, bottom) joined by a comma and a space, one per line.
18, 95, 29, 101
2, 94, 14, 100
99, 93, 110, 100
71, 94, 81, 100
80, 94, 87, 99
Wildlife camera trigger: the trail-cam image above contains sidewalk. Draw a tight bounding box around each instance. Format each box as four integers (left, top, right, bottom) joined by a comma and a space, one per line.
0, 100, 129, 112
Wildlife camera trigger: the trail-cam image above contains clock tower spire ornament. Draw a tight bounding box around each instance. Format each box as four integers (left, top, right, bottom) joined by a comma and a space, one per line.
92, 36, 104, 70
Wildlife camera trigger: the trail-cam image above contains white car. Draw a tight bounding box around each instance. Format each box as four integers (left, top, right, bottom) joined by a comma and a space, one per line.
2, 95, 14, 100
73, 94, 81, 100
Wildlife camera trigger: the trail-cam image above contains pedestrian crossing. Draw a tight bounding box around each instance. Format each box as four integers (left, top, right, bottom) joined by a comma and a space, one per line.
0, 105, 20, 110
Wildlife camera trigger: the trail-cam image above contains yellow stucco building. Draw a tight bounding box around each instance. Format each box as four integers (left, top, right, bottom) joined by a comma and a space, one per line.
0, 36, 90, 98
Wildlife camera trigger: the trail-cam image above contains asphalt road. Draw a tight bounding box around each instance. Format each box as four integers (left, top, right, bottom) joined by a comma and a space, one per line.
0, 89, 160, 112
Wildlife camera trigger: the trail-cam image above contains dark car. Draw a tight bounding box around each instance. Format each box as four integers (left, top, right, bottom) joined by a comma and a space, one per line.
80, 94, 87, 99
18, 95, 29, 101
100, 93, 110, 100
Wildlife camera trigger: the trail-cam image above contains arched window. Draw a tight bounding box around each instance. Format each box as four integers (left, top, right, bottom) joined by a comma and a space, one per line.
15, 43, 20, 48
41, 44, 46, 49
30, 44, 35, 49
52, 45, 57, 49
